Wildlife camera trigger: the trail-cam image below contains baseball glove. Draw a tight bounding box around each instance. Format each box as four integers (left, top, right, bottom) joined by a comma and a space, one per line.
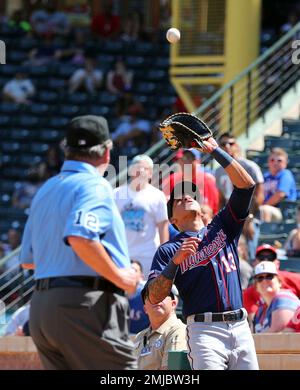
158, 112, 212, 150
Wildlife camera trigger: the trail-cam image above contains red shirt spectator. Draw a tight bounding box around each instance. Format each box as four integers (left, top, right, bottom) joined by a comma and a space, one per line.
91, 4, 120, 38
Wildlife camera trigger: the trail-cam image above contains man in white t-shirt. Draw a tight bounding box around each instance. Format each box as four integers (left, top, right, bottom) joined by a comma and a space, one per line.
2, 70, 35, 104
114, 155, 169, 277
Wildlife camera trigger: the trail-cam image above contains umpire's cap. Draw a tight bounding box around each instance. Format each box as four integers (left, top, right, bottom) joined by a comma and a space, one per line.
167, 181, 201, 219
66, 115, 111, 148
141, 284, 179, 304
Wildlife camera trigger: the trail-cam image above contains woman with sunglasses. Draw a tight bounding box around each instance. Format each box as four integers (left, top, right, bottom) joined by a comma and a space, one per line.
253, 261, 300, 333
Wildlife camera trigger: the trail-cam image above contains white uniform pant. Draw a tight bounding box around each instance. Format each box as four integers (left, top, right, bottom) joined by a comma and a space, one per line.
186, 317, 259, 370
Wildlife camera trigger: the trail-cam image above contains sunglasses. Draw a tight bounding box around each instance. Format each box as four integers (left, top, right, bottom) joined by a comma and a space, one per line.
270, 158, 284, 163
255, 274, 276, 283
257, 254, 276, 261
220, 141, 235, 147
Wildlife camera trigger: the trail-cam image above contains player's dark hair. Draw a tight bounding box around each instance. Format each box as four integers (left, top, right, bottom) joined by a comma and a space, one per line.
218, 132, 235, 141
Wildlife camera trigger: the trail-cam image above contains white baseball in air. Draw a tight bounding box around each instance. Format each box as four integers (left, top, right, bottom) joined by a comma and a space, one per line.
166, 28, 181, 44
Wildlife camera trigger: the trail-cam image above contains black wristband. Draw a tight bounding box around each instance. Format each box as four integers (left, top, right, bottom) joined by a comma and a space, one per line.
161, 260, 179, 280
211, 147, 233, 168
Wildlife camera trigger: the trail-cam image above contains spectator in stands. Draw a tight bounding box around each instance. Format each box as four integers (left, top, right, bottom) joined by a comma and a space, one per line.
91, 1, 121, 39
260, 148, 297, 222
162, 149, 219, 215
253, 261, 300, 333
106, 58, 133, 95
54, 29, 86, 65
36, 145, 63, 180
69, 56, 103, 94
30, 1, 70, 37
128, 260, 149, 335
114, 155, 169, 277
243, 244, 300, 322
120, 9, 146, 42
284, 205, 300, 257
238, 235, 254, 290
4, 301, 30, 336
112, 108, 152, 151
2, 69, 35, 105
12, 167, 43, 210
1, 228, 22, 278
134, 285, 187, 370
24, 35, 60, 67
115, 90, 144, 118
215, 133, 264, 261
8, 9, 31, 33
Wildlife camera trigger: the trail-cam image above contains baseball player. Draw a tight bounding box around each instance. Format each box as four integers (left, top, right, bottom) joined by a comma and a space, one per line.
19, 115, 138, 370
144, 136, 259, 370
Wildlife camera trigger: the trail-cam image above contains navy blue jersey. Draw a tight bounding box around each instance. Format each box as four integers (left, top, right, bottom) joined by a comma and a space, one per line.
149, 187, 254, 318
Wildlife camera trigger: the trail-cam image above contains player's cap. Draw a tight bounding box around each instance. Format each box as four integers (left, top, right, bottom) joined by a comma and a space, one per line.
141, 284, 179, 304
66, 115, 111, 148
254, 261, 278, 277
174, 149, 201, 161
167, 181, 200, 219
256, 244, 277, 261
131, 154, 154, 169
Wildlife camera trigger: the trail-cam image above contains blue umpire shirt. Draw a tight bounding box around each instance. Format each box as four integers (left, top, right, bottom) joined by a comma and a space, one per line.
19, 160, 130, 279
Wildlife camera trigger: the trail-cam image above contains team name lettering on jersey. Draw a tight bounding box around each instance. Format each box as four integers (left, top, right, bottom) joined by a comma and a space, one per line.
180, 230, 227, 274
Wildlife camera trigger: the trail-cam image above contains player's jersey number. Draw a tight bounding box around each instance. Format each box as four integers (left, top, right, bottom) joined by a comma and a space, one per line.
221, 252, 237, 273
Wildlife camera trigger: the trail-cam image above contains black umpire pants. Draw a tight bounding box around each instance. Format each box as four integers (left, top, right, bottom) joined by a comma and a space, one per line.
30, 285, 137, 370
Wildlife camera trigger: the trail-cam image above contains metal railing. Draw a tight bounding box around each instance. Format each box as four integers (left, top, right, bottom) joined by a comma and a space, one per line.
1, 23, 300, 315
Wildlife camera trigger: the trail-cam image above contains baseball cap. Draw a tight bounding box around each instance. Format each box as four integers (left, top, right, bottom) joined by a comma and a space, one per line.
65, 115, 111, 148
130, 154, 154, 169
167, 181, 200, 219
174, 149, 202, 161
254, 261, 278, 277
256, 244, 277, 261
141, 284, 179, 304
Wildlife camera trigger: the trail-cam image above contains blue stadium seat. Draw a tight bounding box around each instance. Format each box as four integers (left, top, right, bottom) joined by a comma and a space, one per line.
0, 102, 20, 114
264, 136, 293, 151
47, 78, 66, 90
2, 166, 30, 179
67, 92, 90, 105
97, 92, 118, 106
26, 102, 51, 116
29, 143, 49, 154
47, 117, 69, 129
39, 129, 62, 142
282, 119, 300, 137
14, 115, 40, 128
58, 104, 81, 117
134, 81, 157, 95
17, 154, 42, 167
0, 64, 19, 76
1, 142, 22, 153
36, 90, 59, 103
89, 105, 110, 116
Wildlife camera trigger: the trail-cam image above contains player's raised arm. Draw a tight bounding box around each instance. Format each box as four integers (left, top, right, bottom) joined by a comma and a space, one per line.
200, 137, 255, 189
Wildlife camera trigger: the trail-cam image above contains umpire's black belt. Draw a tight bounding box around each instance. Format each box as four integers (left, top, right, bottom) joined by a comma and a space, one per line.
35, 276, 125, 296
192, 308, 245, 323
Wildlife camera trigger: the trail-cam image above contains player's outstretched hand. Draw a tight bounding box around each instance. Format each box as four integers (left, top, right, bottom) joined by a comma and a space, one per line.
195, 137, 218, 154
172, 237, 202, 265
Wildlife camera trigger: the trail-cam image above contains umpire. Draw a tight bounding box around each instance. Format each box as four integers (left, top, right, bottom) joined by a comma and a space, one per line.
20, 115, 138, 370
